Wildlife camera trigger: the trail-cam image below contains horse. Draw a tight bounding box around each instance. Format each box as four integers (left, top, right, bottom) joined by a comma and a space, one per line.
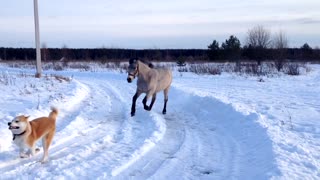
127, 59, 172, 116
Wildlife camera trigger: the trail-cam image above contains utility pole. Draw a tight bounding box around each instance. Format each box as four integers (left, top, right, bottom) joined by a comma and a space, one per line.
34, 0, 41, 78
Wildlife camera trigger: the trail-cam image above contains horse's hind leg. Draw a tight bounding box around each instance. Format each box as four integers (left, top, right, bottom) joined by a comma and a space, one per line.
131, 91, 141, 116
162, 87, 170, 114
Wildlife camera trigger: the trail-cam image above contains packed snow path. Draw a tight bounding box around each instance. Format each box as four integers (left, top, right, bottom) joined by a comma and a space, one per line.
1, 71, 280, 179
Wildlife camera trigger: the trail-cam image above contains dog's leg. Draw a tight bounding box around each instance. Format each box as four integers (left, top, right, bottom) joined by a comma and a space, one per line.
41, 137, 48, 163
41, 132, 54, 163
27, 146, 40, 157
19, 148, 29, 158
30, 145, 37, 156
35, 147, 41, 152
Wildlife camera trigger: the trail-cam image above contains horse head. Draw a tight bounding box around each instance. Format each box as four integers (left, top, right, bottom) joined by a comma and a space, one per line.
127, 58, 138, 83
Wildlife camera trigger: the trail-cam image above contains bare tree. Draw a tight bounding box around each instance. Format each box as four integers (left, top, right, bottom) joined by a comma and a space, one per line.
246, 25, 272, 65
246, 25, 272, 48
61, 44, 69, 59
273, 30, 288, 71
61, 44, 70, 68
273, 30, 288, 49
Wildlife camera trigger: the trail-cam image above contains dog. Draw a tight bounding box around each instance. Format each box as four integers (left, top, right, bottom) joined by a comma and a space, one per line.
8, 107, 58, 163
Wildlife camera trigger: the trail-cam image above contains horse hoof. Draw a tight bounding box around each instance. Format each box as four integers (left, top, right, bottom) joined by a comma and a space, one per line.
131, 112, 135, 116
144, 106, 150, 111
162, 111, 166, 114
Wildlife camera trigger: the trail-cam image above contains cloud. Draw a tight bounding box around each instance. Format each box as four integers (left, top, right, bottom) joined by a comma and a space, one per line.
1, 0, 320, 48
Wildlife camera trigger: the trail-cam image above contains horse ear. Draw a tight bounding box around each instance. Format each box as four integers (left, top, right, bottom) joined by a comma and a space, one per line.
129, 58, 137, 64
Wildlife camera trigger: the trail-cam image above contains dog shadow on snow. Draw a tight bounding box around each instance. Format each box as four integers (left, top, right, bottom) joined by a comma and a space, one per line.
0, 151, 36, 173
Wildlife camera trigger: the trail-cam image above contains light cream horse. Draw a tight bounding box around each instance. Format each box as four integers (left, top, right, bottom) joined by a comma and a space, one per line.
127, 59, 172, 116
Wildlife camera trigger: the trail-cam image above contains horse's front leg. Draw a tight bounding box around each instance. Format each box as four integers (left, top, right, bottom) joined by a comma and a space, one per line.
142, 96, 150, 111
142, 92, 154, 111
149, 94, 157, 110
131, 91, 141, 116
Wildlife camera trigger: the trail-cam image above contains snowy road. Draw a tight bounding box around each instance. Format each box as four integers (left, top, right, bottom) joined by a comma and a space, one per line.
1, 66, 319, 179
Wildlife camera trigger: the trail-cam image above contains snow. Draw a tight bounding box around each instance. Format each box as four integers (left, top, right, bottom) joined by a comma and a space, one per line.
0, 63, 319, 179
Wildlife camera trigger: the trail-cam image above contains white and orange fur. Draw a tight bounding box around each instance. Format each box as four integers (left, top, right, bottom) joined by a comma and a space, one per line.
8, 107, 58, 163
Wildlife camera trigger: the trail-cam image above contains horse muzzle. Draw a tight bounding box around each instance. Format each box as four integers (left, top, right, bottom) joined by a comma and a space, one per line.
127, 74, 135, 83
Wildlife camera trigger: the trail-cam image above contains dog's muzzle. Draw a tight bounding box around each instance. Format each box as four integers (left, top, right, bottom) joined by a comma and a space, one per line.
8, 122, 19, 129
9, 126, 19, 130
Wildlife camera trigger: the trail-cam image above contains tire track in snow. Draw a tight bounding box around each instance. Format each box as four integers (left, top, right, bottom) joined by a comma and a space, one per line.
0, 79, 91, 175
54, 79, 91, 134
93, 78, 167, 178
158, 87, 278, 179
59, 78, 166, 179
114, 112, 186, 179
113, 89, 225, 179
1, 74, 166, 179
36, 79, 129, 178
114, 87, 277, 179
1, 72, 278, 179
1, 78, 118, 178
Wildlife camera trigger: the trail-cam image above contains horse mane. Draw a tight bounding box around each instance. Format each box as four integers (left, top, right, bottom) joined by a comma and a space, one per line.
131, 58, 154, 69
148, 63, 154, 68
140, 60, 154, 68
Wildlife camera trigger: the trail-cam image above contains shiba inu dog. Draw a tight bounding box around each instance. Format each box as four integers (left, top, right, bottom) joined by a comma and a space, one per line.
8, 107, 58, 163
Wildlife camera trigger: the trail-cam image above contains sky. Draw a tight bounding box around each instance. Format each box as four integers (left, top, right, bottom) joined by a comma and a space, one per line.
0, 0, 320, 49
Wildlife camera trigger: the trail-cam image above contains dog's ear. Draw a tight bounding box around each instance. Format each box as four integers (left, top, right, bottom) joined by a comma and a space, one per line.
24, 115, 30, 120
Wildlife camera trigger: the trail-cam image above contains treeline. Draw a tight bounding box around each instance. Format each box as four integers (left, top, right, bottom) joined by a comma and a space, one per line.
0, 47, 209, 62
207, 26, 320, 64
0, 47, 319, 62
0, 25, 319, 62
209, 46, 320, 61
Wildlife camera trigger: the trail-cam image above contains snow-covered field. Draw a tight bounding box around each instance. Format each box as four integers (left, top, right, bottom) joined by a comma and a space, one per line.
0, 63, 319, 179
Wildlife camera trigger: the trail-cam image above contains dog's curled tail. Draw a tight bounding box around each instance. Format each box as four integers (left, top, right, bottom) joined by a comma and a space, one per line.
49, 107, 58, 120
